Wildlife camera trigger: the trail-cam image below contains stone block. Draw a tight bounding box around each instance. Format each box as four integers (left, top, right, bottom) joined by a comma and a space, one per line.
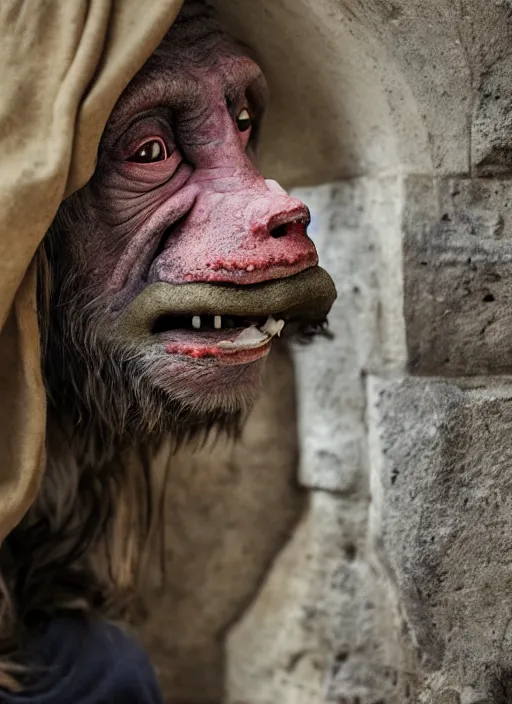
473, 54, 512, 177
368, 376, 512, 697
291, 178, 405, 492
226, 491, 416, 704
404, 176, 512, 375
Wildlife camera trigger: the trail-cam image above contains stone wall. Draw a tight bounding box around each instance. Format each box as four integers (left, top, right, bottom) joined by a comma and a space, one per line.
225, 175, 512, 703
141, 1, 512, 702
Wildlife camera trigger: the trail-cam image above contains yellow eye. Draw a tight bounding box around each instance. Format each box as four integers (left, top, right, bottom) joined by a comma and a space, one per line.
236, 108, 252, 132
128, 139, 167, 163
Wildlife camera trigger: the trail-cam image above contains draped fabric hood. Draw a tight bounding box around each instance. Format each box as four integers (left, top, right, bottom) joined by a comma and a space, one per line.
0, 0, 184, 543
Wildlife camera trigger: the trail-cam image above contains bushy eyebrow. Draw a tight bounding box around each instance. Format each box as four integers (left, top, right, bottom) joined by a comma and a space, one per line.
105, 74, 197, 136
104, 54, 268, 146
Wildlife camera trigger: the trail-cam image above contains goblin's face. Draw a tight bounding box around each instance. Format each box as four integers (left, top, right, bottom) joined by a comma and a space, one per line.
44, 5, 335, 428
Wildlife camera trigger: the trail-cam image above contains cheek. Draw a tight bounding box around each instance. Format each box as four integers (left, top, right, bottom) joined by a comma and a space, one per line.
82, 163, 194, 288
104, 188, 170, 234
95, 151, 187, 230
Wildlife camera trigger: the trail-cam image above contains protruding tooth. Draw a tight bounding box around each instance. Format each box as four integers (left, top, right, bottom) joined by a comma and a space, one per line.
214, 315, 222, 330
261, 316, 285, 337
192, 316, 201, 330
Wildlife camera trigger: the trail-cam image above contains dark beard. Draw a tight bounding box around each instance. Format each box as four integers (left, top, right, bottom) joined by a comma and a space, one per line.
0, 239, 249, 656
37, 244, 247, 460
37, 223, 331, 456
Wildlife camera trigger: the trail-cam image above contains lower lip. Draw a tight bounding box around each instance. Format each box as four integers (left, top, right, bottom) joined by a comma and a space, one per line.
165, 340, 272, 365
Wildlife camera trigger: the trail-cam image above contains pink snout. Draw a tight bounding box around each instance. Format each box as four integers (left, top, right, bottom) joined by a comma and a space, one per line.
149, 177, 318, 285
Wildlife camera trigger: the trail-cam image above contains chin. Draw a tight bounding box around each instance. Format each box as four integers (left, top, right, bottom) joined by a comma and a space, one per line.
149, 343, 269, 419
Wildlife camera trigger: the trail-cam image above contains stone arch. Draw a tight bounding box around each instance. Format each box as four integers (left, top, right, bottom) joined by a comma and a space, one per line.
217, 0, 432, 185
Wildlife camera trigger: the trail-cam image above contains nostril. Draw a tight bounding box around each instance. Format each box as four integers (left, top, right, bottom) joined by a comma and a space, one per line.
270, 223, 290, 238
269, 214, 310, 239
268, 206, 311, 239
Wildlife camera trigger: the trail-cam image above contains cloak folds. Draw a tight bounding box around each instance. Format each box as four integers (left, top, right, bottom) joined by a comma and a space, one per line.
0, 0, 183, 546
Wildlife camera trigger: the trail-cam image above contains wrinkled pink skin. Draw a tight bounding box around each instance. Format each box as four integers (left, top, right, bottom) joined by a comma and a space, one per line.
75, 8, 319, 415
96, 58, 316, 299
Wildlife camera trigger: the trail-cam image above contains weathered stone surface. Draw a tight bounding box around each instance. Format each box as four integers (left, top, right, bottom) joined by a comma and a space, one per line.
217, 0, 512, 184
141, 168, 512, 698
226, 491, 416, 704
217, 0, 432, 185
404, 176, 512, 375
222, 179, 413, 703
473, 55, 512, 177
369, 376, 512, 699
292, 178, 405, 492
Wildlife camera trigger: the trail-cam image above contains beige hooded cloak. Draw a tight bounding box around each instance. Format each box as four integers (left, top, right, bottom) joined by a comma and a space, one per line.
0, 0, 184, 546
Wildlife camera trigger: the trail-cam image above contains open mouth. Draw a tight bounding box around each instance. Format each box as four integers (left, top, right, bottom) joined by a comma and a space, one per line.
115, 266, 337, 363
152, 313, 286, 363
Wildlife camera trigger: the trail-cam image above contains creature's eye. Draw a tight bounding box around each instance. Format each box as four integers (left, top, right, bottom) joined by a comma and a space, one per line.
127, 139, 168, 163
236, 108, 252, 133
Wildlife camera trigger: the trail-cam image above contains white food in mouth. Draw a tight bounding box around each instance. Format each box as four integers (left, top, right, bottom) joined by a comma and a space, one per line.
218, 315, 286, 350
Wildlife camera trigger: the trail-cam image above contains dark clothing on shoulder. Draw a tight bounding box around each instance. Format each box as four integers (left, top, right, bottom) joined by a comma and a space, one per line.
0, 616, 163, 704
